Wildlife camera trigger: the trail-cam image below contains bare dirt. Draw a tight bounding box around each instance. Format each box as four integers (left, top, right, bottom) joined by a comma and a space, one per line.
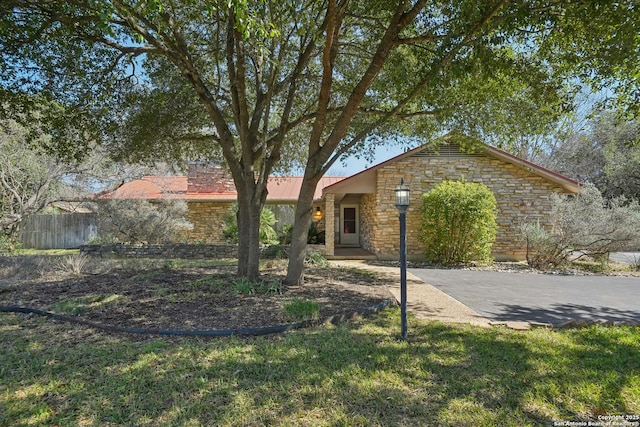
0, 261, 395, 331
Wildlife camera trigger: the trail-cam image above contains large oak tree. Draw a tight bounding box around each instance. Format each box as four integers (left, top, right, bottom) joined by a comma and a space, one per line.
1, 1, 638, 282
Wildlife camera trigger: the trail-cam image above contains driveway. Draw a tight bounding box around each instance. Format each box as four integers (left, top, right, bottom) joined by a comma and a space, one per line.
408, 268, 640, 326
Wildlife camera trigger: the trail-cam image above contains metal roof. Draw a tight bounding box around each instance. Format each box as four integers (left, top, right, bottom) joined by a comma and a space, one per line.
103, 175, 346, 202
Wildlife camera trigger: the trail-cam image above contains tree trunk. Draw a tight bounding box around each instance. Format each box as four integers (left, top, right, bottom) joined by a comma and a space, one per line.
235, 179, 266, 281
285, 172, 321, 285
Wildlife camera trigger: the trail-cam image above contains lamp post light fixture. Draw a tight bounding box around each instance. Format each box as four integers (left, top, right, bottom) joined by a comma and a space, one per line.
395, 178, 410, 339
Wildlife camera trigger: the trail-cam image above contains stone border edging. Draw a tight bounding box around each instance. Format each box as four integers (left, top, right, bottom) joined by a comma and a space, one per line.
0, 299, 396, 337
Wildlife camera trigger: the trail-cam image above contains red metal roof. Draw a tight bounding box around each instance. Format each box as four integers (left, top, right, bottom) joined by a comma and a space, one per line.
103, 175, 346, 202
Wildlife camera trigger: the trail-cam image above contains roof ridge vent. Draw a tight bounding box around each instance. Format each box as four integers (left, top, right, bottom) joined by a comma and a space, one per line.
412, 143, 483, 158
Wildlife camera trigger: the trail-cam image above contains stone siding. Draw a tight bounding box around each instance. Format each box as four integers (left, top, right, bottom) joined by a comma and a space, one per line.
185, 201, 235, 243
359, 193, 377, 253
324, 194, 335, 255
372, 153, 570, 261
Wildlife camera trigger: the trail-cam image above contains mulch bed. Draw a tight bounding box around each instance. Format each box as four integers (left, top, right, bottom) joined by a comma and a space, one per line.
0, 264, 394, 332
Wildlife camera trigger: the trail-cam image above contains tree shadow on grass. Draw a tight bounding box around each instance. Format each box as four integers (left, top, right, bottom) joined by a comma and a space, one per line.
1, 310, 639, 426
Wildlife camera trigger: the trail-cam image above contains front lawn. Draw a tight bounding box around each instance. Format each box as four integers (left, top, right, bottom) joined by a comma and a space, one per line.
1, 310, 639, 426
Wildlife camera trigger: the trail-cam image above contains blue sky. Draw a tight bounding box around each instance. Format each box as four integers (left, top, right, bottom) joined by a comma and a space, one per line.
328, 143, 415, 176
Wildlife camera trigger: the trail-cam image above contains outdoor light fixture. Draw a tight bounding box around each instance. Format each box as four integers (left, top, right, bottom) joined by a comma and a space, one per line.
314, 206, 323, 219
395, 178, 410, 212
395, 178, 410, 339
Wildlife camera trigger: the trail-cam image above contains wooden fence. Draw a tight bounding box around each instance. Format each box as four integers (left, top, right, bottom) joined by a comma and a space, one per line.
19, 213, 98, 249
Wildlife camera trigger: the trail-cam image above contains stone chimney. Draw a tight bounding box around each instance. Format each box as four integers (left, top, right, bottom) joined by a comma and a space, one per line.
187, 163, 236, 193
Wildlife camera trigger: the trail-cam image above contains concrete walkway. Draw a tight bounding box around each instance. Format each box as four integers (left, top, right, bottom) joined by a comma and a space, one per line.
331, 261, 492, 328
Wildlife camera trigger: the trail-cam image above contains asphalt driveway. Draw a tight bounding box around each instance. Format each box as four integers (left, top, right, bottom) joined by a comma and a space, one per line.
408, 268, 640, 326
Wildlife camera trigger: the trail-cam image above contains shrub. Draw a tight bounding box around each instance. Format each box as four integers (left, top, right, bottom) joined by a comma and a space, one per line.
223, 206, 279, 245
420, 179, 497, 264
304, 251, 329, 267
279, 222, 325, 245
96, 199, 192, 244
520, 186, 640, 268
307, 221, 325, 244
519, 221, 570, 269
231, 277, 282, 295
55, 252, 90, 276
0, 232, 20, 252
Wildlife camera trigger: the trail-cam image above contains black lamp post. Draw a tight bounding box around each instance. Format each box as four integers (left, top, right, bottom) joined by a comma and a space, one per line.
395, 178, 410, 339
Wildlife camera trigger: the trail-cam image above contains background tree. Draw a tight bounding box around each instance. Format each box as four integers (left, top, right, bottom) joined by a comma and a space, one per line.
543, 112, 640, 200
0, 116, 92, 237
0, 111, 177, 243
2, 1, 639, 283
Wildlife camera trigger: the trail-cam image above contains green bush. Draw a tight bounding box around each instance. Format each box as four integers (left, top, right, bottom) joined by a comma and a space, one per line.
0, 232, 20, 251
223, 206, 279, 245
520, 186, 640, 268
278, 222, 326, 245
304, 251, 329, 267
420, 179, 497, 264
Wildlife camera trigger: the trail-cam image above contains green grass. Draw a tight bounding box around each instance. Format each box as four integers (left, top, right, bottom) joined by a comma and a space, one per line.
10, 248, 80, 256
50, 294, 124, 315
284, 299, 320, 321
1, 311, 639, 426
231, 277, 281, 295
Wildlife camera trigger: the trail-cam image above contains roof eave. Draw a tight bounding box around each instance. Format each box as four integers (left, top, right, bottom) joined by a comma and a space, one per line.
484, 146, 582, 193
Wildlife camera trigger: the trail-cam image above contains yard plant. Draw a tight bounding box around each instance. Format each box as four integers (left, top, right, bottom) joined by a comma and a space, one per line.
521, 186, 640, 268
223, 206, 279, 245
420, 179, 497, 264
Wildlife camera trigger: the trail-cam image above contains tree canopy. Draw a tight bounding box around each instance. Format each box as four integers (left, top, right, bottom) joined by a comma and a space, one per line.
2, 1, 639, 281
544, 111, 640, 200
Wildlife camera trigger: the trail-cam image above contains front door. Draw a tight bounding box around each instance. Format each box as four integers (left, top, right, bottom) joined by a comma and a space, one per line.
340, 204, 359, 246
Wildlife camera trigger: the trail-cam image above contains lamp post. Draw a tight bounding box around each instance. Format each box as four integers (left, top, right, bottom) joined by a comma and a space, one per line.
395, 178, 410, 339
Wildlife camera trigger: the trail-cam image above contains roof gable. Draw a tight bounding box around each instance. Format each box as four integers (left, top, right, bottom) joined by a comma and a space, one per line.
324, 132, 581, 194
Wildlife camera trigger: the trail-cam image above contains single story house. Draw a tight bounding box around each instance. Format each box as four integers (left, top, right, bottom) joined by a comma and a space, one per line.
106, 133, 580, 260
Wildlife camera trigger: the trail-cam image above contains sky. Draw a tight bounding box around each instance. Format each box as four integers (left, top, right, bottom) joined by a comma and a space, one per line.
328, 143, 416, 177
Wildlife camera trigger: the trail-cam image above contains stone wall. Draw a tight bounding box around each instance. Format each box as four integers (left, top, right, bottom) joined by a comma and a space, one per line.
81, 243, 238, 258
185, 201, 235, 243
80, 243, 326, 259
324, 194, 335, 255
359, 193, 377, 253
372, 153, 571, 261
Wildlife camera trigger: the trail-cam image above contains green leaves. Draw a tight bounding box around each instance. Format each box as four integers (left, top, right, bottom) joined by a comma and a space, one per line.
420, 179, 498, 265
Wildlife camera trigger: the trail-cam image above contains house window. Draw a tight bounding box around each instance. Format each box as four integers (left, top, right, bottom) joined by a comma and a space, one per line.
343, 207, 356, 234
